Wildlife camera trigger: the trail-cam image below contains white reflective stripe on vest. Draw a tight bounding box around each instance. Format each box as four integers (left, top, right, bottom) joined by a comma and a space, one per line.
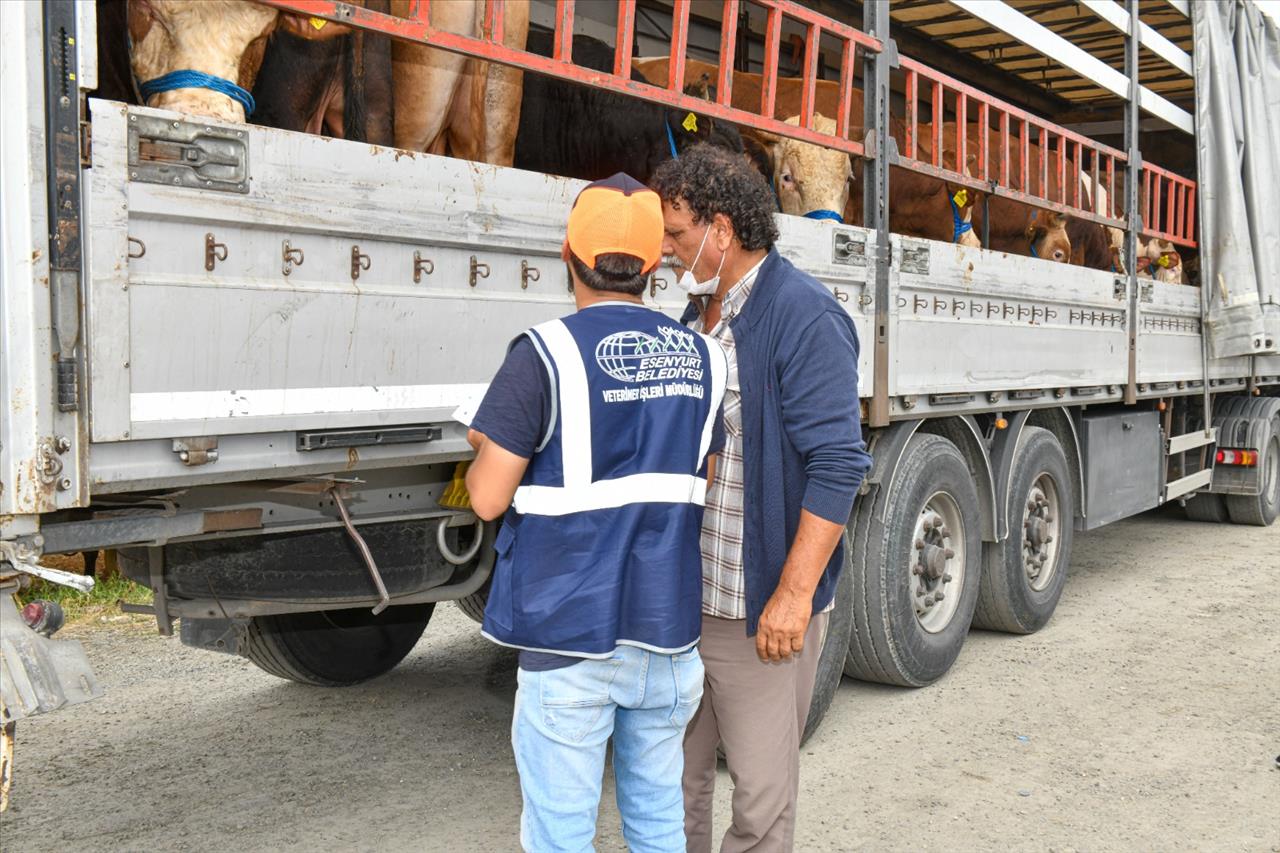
513, 472, 708, 517
698, 336, 728, 467
533, 319, 593, 487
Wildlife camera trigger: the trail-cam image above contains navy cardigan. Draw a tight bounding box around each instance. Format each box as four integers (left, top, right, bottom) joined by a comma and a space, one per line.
681, 248, 871, 635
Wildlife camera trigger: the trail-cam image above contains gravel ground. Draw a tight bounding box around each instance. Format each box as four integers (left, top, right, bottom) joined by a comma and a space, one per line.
2, 508, 1277, 852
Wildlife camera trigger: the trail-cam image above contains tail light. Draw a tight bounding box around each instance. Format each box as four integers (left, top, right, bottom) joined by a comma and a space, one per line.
1215, 448, 1258, 467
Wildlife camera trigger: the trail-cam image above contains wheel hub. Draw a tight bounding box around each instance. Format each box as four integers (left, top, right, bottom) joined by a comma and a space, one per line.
1021, 481, 1061, 588
911, 496, 965, 633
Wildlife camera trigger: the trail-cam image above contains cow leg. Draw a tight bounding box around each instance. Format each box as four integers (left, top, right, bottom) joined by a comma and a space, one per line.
479, 0, 529, 166
390, 0, 475, 152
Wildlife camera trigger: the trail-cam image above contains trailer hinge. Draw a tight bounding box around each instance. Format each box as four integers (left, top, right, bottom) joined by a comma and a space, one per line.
173, 437, 219, 466
79, 119, 92, 168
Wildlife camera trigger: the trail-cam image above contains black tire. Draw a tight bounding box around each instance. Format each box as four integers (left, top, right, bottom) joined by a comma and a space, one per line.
801, 537, 854, 746
241, 603, 433, 686
973, 426, 1074, 634
1225, 425, 1280, 527
1183, 492, 1231, 523
454, 576, 491, 624
844, 433, 982, 687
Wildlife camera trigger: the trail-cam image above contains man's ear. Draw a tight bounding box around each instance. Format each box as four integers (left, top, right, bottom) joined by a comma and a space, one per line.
712, 212, 735, 251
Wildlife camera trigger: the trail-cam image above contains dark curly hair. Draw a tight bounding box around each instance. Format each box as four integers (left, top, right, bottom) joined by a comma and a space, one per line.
650, 143, 779, 251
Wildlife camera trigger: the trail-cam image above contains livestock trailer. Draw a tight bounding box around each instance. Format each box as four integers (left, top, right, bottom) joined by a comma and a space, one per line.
2, 0, 1277, 761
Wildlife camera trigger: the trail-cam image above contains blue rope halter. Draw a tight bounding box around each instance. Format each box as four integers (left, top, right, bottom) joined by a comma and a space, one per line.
804, 209, 844, 223
666, 121, 680, 160
139, 70, 256, 116
949, 195, 973, 242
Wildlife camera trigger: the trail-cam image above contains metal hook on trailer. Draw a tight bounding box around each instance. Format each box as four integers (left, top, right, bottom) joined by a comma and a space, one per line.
437, 516, 485, 566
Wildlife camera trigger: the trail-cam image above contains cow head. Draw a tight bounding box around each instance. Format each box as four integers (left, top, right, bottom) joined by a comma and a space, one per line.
1139, 238, 1185, 283
750, 115, 850, 223
1026, 211, 1071, 263
129, 0, 349, 122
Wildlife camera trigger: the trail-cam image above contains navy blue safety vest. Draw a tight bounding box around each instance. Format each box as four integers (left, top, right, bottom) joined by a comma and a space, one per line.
481, 302, 727, 658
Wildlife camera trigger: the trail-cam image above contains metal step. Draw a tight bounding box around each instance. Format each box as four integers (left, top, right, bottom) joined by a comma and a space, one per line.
1168, 427, 1217, 456
1166, 468, 1214, 501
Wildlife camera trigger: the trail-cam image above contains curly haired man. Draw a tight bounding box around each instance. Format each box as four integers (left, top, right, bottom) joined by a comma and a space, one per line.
651, 145, 871, 852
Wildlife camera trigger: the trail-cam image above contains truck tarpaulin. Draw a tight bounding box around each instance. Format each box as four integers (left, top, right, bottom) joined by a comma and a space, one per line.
1193, 0, 1280, 359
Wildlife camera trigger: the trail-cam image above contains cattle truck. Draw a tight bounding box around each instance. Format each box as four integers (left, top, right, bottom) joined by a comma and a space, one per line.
2, 0, 1277, 758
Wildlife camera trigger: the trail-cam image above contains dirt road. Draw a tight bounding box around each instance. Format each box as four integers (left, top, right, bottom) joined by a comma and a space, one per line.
2, 509, 1277, 852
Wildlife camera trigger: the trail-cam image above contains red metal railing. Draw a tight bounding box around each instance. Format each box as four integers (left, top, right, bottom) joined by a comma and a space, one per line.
1142, 162, 1196, 247
258, 0, 1197, 248
899, 56, 1129, 232
262, 0, 880, 157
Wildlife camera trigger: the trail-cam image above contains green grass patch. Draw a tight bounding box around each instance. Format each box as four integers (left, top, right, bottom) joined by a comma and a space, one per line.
18, 572, 153, 623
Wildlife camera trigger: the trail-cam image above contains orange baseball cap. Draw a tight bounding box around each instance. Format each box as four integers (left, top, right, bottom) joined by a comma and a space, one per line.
565, 173, 663, 274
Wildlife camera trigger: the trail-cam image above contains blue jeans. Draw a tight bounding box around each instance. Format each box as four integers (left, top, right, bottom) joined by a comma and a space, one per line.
512, 645, 705, 853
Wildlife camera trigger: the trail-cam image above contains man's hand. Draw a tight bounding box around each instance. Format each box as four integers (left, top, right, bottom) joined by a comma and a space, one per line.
755, 509, 845, 662
756, 588, 813, 662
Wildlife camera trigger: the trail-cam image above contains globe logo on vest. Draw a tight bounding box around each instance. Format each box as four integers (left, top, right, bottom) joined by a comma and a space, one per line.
595, 326, 702, 383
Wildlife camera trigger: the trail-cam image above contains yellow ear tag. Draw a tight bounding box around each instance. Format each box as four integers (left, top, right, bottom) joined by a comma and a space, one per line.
309, 16, 328, 30
1157, 254, 1171, 268
682, 112, 699, 133
952, 188, 969, 208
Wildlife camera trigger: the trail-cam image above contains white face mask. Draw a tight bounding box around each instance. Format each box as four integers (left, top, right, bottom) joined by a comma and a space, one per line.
675, 224, 726, 297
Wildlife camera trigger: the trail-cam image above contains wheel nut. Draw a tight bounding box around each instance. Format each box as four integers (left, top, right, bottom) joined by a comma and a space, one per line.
943, 573, 952, 582
912, 566, 922, 576
923, 518, 933, 531
944, 548, 955, 559
915, 538, 925, 550
1045, 535, 1053, 543
924, 595, 935, 606
935, 591, 945, 601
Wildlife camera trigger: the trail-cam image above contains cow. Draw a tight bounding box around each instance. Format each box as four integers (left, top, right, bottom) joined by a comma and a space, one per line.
250, 0, 394, 145
639, 58, 1071, 258
125, 0, 351, 123
390, 0, 529, 165
1137, 238, 1187, 284
515, 32, 742, 183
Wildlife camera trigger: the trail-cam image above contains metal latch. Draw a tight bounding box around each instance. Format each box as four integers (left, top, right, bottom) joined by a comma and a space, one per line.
173, 437, 219, 466
832, 232, 866, 267
128, 115, 249, 193
900, 242, 930, 275
1140, 281, 1154, 303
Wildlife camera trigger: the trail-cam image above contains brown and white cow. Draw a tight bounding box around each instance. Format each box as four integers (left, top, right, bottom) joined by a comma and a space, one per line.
390, 0, 529, 166
126, 0, 346, 123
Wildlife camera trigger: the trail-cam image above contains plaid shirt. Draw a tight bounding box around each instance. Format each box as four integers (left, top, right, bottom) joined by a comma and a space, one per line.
694, 259, 763, 619
696, 258, 835, 619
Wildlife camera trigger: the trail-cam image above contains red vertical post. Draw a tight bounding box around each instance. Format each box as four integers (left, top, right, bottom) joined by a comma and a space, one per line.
1091, 149, 1101, 216
615, 0, 636, 78
1020, 119, 1029, 191
1108, 156, 1116, 219
407, 0, 429, 23
669, 0, 690, 94
836, 37, 854, 139
1143, 169, 1153, 235
1001, 111, 1010, 187
1039, 125, 1048, 200
799, 23, 819, 130
1173, 182, 1184, 240
761, 5, 782, 118
931, 81, 942, 165
553, 0, 574, 62
1057, 134, 1066, 205
955, 93, 967, 175
1165, 177, 1175, 239
903, 70, 916, 160
483, 0, 505, 44
1073, 141, 1082, 209
978, 101, 989, 181
716, 0, 739, 107
1182, 181, 1192, 242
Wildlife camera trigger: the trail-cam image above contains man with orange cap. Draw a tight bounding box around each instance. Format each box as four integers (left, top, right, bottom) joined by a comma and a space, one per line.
465, 173, 727, 852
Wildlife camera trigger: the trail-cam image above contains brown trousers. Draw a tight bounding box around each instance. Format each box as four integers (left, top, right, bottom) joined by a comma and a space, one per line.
682, 611, 829, 853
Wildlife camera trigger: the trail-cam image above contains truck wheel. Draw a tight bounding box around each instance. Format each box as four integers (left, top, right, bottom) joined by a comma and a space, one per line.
241, 603, 433, 686
454, 577, 491, 624
844, 433, 981, 687
973, 427, 1073, 634
1225, 424, 1280, 526
801, 539, 854, 745
1183, 493, 1230, 523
